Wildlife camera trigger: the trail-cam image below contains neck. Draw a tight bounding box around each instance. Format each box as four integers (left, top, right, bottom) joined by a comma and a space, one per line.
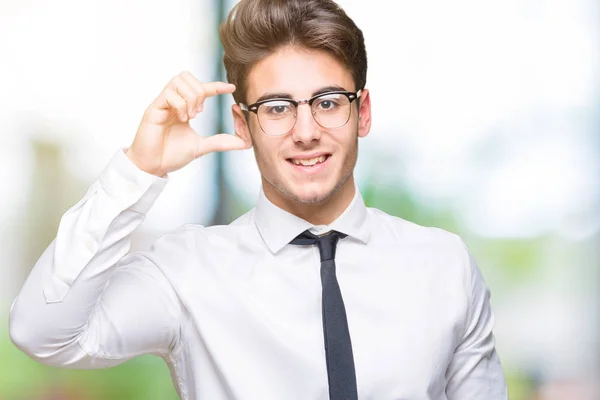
263, 176, 356, 226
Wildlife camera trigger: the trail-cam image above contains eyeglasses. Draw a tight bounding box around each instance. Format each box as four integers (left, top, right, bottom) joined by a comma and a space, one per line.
239, 90, 361, 136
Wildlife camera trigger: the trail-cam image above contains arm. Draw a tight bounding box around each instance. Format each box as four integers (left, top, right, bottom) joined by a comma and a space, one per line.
445, 243, 508, 399
10, 71, 249, 369
9, 149, 182, 368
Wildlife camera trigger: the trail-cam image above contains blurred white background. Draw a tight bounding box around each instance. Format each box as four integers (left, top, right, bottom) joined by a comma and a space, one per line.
1, 0, 598, 398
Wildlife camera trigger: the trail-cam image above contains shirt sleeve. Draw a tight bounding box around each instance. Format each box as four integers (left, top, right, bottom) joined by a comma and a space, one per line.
9, 149, 183, 369
445, 241, 508, 399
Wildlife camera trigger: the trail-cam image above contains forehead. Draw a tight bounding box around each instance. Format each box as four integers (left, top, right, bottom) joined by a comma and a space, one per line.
246, 46, 355, 102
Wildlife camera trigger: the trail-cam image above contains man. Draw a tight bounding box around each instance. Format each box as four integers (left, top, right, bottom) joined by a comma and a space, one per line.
9, 0, 507, 399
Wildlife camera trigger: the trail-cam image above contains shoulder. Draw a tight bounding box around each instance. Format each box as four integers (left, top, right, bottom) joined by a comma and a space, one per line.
366, 207, 471, 274
367, 207, 464, 248
143, 207, 260, 260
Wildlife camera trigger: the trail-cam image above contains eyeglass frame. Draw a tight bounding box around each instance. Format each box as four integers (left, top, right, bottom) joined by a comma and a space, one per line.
238, 89, 362, 136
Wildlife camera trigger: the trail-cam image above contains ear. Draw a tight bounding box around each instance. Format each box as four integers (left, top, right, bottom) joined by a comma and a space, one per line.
232, 104, 253, 148
357, 88, 372, 138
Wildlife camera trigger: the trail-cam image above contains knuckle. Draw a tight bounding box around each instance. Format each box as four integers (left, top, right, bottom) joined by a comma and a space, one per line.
143, 106, 154, 119
171, 75, 184, 87
164, 89, 179, 105
163, 87, 178, 101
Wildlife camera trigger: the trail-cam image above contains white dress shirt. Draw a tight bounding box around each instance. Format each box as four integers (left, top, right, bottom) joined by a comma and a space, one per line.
9, 149, 507, 400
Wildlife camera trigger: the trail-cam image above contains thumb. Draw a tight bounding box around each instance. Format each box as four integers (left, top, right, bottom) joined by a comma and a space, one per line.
195, 133, 251, 158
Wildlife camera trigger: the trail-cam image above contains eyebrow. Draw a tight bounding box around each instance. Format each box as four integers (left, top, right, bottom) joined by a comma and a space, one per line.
254, 85, 349, 103
312, 85, 348, 97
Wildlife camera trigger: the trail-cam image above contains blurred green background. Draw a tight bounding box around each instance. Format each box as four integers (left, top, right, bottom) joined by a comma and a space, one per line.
1, 0, 598, 399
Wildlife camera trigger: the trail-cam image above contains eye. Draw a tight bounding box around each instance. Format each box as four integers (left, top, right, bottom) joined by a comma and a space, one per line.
273, 105, 288, 113
314, 94, 343, 111
261, 100, 294, 116
319, 100, 335, 110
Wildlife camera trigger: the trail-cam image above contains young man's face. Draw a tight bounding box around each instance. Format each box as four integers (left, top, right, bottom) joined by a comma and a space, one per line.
233, 46, 371, 207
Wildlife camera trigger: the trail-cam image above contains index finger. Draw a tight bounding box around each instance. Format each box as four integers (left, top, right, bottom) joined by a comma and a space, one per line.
180, 72, 236, 98
199, 81, 236, 100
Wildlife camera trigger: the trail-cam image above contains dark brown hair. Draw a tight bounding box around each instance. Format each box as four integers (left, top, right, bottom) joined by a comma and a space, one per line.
219, 0, 367, 104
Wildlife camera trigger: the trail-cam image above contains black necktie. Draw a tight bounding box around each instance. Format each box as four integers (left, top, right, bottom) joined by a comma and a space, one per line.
290, 230, 358, 400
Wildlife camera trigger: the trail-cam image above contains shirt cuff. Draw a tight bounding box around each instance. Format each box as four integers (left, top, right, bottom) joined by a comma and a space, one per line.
98, 149, 169, 214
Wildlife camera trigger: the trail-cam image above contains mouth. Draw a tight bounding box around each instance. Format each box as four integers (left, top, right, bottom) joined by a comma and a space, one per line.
287, 154, 330, 166
286, 154, 331, 174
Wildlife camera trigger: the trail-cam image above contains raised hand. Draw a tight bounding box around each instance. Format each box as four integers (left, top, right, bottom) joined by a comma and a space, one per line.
126, 71, 250, 177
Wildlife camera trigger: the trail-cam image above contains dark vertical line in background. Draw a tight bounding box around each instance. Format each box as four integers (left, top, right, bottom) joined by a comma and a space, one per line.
210, 0, 229, 226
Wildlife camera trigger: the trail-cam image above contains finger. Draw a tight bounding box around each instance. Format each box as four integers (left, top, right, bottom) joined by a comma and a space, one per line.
193, 82, 236, 113
195, 133, 250, 158
160, 87, 188, 122
199, 81, 236, 99
170, 76, 199, 119
180, 72, 208, 112
180, 72, 236, 107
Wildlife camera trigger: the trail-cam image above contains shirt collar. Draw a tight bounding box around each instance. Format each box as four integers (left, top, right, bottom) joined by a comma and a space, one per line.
254, 184, 370, 254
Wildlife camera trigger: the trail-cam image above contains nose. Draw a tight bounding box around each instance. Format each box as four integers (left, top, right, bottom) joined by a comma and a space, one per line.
290, 104, 321, 144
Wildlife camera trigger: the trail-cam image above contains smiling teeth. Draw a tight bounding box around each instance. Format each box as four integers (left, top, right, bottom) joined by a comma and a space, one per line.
292, 155, 327, 166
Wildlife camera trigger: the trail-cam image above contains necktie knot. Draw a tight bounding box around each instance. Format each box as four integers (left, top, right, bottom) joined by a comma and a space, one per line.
290, 230, 347, 262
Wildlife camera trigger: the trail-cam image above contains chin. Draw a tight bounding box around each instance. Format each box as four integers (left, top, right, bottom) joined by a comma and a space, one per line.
264, 168, 351, 207
286, 182, 338, 205
294, 192, 330, 205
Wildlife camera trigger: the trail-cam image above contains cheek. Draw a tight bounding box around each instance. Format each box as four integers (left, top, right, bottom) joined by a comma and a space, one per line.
252, 133, 284, 169
337, 126, 359, 152
337, 132, 359, 166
